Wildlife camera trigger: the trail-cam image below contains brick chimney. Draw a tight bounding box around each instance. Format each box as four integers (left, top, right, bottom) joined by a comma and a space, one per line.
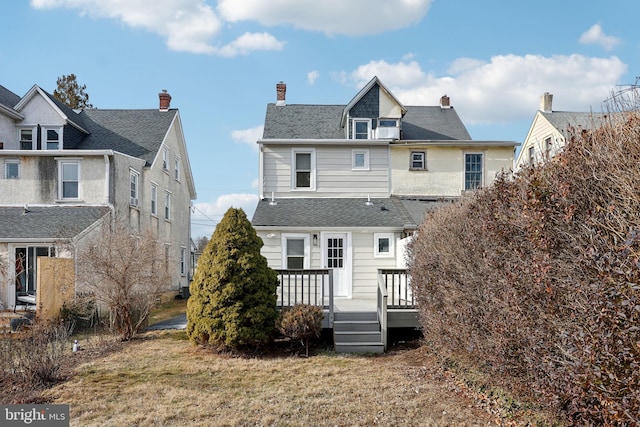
540, 92, 553, 112
276, 82, 286, 106
440, 94, 451, 109
159, 90, 172, 111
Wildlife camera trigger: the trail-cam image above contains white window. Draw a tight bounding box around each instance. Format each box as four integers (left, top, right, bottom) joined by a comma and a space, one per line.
374, 233, 394, 258
528, 146, 535, 166
292, 149, 315, 190
464, 153, 483, 191
352, 119, 371, 139
180, 246, 187, 276
58, 160, 80, 199
544, 137, 552, 159
162, 147, 169, 171
44, 127, 62, 150
281, 234, 310, 269
164, 190, 171, 220
410, 152, 426, 170
19, 128, 34, 150
4, 160, 20, 179
130, 169, 139, 206
174, 156, 180, 181
151, 183, 158, 216
351, 149, 370, 170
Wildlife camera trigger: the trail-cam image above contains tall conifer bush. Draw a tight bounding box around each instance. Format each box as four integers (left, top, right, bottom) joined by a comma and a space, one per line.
187, 208, 278, 348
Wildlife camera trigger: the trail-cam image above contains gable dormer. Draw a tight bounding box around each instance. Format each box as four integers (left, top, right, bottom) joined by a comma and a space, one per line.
341, 76, 407, 140
12, 85, 89, 151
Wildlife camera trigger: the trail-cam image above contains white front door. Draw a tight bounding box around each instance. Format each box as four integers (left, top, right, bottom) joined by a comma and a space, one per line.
323, 232, 351, 298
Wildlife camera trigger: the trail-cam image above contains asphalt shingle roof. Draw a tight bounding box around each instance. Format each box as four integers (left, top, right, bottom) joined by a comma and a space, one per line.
0, 206, 110, 239
541, 111, 614, 134
251, 197, 442, 229
0, 85, 20, 109
262, 104, 471, 141
77, 109, 177, 165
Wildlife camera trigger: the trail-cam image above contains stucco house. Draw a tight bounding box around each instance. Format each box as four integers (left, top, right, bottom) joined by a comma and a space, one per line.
252, 77, 517, 352
0, 83, 196, 313
515, 92, 612, 169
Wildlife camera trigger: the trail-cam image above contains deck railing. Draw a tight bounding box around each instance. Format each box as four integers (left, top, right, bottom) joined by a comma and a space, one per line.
378, 269, 414, 308
275, 269, 334, 325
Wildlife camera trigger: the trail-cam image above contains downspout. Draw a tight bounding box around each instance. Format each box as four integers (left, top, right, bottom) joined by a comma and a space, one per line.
103, 154, 110, 204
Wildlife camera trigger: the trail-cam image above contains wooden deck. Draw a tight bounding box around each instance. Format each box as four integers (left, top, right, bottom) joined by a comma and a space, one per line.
276, 268, 419, 352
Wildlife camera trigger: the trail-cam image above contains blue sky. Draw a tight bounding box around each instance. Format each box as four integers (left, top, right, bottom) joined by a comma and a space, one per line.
1, 1, 637, 238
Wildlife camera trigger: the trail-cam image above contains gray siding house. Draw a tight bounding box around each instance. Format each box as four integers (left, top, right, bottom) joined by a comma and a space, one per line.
0, 84, 196, 311
253, 77, 517, 352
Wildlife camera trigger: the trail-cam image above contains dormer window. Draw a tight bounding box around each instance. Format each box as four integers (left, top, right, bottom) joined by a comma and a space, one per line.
19, 129, 33, 150
44, 127, 61, 150
352, 119, 371, 139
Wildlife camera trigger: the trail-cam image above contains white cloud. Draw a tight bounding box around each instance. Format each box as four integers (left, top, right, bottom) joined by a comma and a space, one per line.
307, 70, 320, 85
579, 24, 621, 51
30, 0, 284, 56
344, 54, 627, 124
231, 125, 263, 151
192, 193, 259, 238
217, 0, 433, 36
214, 32, 285, 57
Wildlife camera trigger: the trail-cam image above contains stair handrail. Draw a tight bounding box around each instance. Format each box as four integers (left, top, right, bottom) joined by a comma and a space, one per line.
377, 271, 388, 351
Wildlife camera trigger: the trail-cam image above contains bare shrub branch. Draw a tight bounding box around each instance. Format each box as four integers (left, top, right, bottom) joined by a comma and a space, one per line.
76, 224, 170, 340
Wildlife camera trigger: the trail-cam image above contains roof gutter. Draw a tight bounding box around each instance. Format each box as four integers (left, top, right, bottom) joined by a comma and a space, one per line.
0, 149, 115, 156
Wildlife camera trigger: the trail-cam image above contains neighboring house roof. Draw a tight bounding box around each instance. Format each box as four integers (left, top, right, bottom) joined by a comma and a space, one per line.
0, 206, 110, 239
0, 84, 20, 108
77, 109, 178, 166
252, 197, 440, 229
262, 104, 471, 141
540, 111, 611, 134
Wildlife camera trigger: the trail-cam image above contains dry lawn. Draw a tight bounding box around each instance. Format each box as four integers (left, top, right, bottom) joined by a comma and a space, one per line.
42, 331, 522, 426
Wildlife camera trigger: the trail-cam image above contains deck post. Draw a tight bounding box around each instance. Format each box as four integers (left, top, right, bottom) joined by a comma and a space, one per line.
377, 272, 388, 351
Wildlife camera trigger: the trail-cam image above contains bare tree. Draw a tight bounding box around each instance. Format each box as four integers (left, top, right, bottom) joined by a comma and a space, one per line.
76, 224, 170, 340
53, 73, 93, 109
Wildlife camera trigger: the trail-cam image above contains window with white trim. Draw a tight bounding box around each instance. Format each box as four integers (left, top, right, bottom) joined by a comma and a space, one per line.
180, 246, 187, 276
44, 127, 62, 150
410, 152, 426, 170
351, 149, 370, 170
58, 160, 80, 199
130, 169, 139, 207
174, 156, 180, 181
4, 160, 20, 179
374, 233, 394, 258
282, 234, 310, 269
151, 183, 158, 216
464, 153, 483, 190
292, 149, 315, 190
162, 147, 169, 171
19, 128, 33, 150
164, 190, 171, 220
352, 119, 371, 139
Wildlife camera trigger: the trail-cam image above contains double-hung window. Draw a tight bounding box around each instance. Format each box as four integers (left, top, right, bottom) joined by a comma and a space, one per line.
352, 119, 370, 139
164, 190, 171, 220
44, 127, 61, 150
130, 169, 139, 207
4, 160, 20, 179
292, 149, 315, 190
410, 152, 426, 170
180, 247, 187, 276
151, 184, 158, 216
174, 157, 180, 181
19, 129, 33, 150
162, 148, 169, 171
464, 153, 483, 190
58, 160, 80, 199
282, 234, 310, 269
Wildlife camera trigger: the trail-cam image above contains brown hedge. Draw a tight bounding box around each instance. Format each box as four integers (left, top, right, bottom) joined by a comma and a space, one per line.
408, 113, 640, 425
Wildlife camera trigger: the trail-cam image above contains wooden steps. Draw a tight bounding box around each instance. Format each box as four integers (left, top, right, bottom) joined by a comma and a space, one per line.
333, 311, 384, 354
